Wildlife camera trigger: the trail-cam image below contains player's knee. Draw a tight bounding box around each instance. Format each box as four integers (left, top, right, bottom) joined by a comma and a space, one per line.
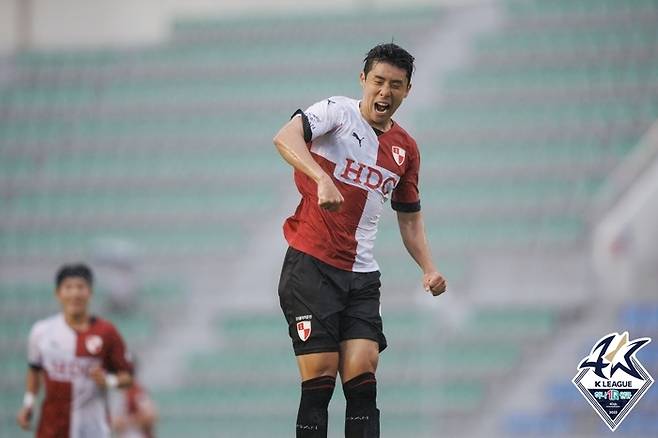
343, 372, 377, 403
297, 352, 339, 381
341, 357, 378, 382
297, 375, 336, 437
301, 375, 336, 407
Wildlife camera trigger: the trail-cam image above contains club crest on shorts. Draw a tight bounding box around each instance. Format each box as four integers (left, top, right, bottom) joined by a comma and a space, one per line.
572, 332, 653, 431
392, 146, 406, 166
297, 320, 312, 342
85, 335, 103, 355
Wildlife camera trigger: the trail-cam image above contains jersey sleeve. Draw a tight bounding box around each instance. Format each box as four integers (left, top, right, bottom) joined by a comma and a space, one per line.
292, 97, 343, 143
391, 145, 421, 212
27, 323, 43, 369
104, 325, 133, 374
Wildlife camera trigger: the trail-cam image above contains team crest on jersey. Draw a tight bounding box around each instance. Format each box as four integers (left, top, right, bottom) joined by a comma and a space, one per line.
392, 146, 406, 166
572, 332, 653, 431
85, 335, 103, 355
297, 321, 312, 342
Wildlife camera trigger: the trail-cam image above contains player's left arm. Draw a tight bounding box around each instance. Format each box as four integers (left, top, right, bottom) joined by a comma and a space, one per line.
90, 325, 133, 389
397, 210, 446, 296
90, 367, 132, 389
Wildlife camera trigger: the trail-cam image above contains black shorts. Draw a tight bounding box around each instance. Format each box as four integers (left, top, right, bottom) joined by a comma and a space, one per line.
278, 247, 387, 356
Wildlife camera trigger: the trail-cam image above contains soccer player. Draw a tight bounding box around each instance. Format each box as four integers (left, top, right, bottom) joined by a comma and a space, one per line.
16, 263, 133, 438
273, 43, 446, 437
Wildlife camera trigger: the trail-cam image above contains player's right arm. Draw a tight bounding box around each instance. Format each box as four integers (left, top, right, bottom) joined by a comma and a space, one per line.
18, 321, 45, 430
16, 367, 40, 430
273, 114, 344, 211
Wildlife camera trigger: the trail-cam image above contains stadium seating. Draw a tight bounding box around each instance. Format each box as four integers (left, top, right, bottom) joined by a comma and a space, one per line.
0, 7, 444, 436
2, 0, 657, 435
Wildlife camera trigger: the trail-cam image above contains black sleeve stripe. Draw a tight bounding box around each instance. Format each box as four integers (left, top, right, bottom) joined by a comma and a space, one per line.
291, 109, 312, 143
392, 200, 421, 213
28, 363, 42, 371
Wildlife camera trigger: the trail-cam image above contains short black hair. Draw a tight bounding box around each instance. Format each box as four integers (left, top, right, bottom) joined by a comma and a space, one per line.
363, 43, 415, 84
56, 263, 94, 288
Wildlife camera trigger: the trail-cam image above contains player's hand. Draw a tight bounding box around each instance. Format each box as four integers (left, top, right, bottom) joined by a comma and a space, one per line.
317, 174, 344, 212
112, 415, 129, 432
16, 406, 32, 430
89, 365, 107, 389
423, 271, 446, 296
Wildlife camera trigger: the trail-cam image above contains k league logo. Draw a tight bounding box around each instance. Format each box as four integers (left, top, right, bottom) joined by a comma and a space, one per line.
572, 332, 653, 431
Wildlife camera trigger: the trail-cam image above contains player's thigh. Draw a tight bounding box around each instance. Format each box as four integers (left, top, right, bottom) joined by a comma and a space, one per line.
296, 352, 340, 381
338, 338, 380, 383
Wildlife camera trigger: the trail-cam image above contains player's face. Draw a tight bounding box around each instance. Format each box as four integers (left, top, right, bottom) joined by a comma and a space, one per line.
56, 277, 92, 318
359, 61, 411, 130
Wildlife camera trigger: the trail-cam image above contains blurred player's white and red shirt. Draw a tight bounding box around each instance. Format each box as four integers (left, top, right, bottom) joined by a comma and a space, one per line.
28, 313, 132, 438
285, 96, 421, 272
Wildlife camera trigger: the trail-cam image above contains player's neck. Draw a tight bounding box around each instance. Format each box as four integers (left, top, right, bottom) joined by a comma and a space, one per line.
359, 102, 393, 132
369, 119, 393, 132
64, 312, 91, 331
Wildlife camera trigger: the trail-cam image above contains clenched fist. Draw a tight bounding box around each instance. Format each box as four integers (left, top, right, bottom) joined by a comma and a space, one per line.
423, 271, 446, 296
317, 174, 344, 212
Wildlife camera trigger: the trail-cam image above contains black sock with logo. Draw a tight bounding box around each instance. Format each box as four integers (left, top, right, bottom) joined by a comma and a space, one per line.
343, 372, 380, 438
296, 375, 336, 437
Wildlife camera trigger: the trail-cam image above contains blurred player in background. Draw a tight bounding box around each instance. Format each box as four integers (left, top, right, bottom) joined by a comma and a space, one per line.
111, 359, 158, 438
273, 43, 446, 437
16, 263, 133, 437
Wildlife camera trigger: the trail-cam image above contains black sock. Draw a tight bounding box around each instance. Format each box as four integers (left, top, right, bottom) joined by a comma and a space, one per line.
296, 375, 336, 437
343, 372, 380, 438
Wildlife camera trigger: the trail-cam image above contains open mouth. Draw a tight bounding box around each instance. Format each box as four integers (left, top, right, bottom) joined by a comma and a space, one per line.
374, 102, 390, 114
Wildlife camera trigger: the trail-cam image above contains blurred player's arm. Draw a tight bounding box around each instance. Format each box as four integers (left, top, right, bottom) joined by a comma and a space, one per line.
397, 211, 446, 296
90, 326, 133, 389
16, 367, 41, 430
273, 115, 344, 211
89, 366, 133, 389
132, 395, 158, 429
113, 393, 158, 433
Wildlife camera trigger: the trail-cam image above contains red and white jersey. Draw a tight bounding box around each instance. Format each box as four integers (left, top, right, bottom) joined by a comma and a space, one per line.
27, 313, 132, 438
284, 96, 421, 272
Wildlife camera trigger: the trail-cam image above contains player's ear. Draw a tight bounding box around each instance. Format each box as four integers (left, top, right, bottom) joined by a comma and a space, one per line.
359, 71, 366, 88
404, 81, 412, 98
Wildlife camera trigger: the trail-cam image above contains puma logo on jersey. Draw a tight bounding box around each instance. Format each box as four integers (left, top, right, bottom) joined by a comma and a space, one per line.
339, 158, 398, 196
352, 132, 365, 147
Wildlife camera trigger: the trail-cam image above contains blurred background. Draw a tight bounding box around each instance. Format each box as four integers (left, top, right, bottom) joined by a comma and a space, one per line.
1, 0, 657, 437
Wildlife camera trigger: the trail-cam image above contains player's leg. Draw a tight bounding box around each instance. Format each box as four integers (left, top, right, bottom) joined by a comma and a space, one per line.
338, 338, 379, 382
339, 271, 386, 438
295, 352, 339, 438
339, 339, 381, 438
284, 315, 340, 438
297, 351, 340, 381
278, 247, 352, 437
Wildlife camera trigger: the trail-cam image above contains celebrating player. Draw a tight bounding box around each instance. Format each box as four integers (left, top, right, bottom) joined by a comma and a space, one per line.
273, 43, 446, 437
16, 263, 133, 437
